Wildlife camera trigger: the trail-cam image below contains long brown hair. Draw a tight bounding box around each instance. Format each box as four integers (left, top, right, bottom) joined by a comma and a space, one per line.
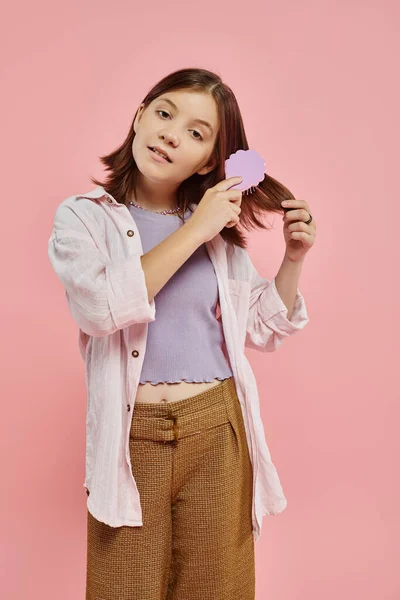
90, 67, 295, 249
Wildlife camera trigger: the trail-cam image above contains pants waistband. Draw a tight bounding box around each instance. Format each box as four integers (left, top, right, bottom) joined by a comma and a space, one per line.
130, 377, 237, 445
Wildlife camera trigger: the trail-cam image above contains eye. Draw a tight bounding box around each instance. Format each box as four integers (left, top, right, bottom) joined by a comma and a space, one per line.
191, 130, 203, 141
157, 110, 170, 119
156, 110, 203, 141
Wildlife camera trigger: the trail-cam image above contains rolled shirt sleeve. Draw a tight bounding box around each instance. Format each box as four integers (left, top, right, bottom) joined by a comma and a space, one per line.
244, 253, 309, 352
48, 204, 156, 337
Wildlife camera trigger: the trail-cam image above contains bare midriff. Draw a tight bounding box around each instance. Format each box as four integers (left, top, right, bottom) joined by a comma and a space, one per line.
135, 378, 224, 404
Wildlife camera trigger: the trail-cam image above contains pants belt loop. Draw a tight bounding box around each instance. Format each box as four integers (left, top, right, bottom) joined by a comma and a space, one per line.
167, 408, 179, 446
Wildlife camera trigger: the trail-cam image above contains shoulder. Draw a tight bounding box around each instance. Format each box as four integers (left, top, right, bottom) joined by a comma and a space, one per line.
53, 188, 110, 226
51, 190, 110, 242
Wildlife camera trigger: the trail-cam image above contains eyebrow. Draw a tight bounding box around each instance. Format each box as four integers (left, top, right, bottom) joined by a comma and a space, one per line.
156, 97, 214, 135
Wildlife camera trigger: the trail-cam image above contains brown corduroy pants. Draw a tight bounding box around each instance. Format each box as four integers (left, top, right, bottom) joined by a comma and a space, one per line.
86, 376, 255, 600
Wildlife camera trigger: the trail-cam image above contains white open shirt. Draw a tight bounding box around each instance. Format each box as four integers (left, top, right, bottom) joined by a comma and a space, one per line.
47, 185, 309, 542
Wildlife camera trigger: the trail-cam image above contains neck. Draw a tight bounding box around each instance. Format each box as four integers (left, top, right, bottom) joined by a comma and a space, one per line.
132, 173, 179, 212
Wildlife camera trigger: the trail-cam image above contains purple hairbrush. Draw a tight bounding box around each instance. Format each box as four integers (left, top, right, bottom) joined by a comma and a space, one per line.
224, 149, 266, 195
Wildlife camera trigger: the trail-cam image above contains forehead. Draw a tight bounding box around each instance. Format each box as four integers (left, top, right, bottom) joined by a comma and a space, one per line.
154, 90, 219, 133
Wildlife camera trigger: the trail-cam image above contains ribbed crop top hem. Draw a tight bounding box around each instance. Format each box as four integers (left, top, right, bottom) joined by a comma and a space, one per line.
139, 376, 230, 385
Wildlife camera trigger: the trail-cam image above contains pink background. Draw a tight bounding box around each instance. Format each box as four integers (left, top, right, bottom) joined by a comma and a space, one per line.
1, 0, 399, 598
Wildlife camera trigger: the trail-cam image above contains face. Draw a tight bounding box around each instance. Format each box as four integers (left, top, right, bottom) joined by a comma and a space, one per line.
132, 90, 220, 186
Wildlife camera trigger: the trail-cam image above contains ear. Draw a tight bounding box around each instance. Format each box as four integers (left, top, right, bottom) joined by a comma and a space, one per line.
133, 104, 146, 134
196, 154, 218, 176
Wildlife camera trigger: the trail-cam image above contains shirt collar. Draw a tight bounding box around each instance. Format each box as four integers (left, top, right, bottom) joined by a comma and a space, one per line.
76, 185, 198, 211
76, 185, 117, 204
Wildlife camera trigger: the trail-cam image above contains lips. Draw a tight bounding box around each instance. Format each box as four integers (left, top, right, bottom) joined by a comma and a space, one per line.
148, 146, 172, 163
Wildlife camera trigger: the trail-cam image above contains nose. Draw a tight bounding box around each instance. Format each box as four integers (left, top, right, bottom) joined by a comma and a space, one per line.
160, 131, 178, 146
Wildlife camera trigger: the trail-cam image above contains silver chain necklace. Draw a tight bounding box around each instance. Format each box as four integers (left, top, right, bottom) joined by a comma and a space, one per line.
129, 200, 181, 215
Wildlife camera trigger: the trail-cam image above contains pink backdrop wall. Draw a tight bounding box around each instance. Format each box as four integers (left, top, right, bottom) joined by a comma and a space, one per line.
1, 0, 398, 598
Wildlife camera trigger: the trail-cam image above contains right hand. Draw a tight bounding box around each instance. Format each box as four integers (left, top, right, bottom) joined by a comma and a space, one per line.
189, 176, 244, 244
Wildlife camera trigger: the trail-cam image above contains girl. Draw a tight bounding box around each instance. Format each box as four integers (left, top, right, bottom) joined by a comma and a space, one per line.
48, 67, 315, 600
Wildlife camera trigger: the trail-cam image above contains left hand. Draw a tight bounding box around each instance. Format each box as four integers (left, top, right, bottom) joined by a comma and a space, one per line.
281, 199, 316, 263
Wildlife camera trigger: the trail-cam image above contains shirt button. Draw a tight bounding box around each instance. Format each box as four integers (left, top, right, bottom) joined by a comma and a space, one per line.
132, 350, 139, 357
127, 230, 135, 237
127, 404, 131, 411
161, 398, 168, 403
107, 198, 113, 203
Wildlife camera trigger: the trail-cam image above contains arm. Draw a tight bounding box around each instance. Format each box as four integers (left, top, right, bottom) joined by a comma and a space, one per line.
274, 254, 305, 321
48, 203, 203, 337
141, 219, 204, 303
244, 251, 309, 352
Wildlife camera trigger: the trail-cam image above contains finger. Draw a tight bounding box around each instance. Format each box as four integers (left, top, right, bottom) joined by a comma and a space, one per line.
287, 221, 313, 234
289, 231, 313, 244
281, 199, 310, 212
217, 176, 244, 192
283, 208, 311, 222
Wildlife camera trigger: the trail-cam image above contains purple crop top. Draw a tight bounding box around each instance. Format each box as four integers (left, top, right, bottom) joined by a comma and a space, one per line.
128, 203, 233, 385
